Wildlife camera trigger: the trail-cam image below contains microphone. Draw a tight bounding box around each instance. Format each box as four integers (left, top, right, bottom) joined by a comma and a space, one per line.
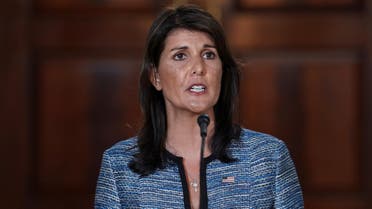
197, 114, 210, 138
197, 114, 210, 208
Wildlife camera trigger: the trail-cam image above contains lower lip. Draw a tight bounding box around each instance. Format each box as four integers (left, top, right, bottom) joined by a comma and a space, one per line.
188, 89, 206, 95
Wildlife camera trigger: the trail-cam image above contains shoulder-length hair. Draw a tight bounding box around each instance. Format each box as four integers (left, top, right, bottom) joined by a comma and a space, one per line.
129, 5, 241, 176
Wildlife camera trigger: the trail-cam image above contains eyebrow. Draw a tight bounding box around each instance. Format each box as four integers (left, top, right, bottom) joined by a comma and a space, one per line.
204, 44, 216, 49
169, 44, 217, 52
170, 46, 188, 52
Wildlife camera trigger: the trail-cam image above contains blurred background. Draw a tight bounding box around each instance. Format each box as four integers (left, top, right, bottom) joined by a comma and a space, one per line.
1, 0, 372, 208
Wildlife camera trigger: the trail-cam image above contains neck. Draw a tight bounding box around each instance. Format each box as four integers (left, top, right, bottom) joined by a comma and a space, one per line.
165, 111, 214, 159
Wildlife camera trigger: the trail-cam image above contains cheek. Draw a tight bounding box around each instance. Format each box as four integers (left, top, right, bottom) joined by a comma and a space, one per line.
159, 70, 184, 96
211, 59, 222, 78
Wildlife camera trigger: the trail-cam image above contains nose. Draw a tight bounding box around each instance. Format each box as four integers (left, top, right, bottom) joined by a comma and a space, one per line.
191, 57, 205, 75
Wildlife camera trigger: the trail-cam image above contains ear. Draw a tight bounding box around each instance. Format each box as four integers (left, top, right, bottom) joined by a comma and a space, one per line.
149, 66, 162, 91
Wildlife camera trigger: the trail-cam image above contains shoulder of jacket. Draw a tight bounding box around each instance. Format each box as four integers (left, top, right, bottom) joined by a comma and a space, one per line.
233, 128, 286, 156
103, 136, 138, 160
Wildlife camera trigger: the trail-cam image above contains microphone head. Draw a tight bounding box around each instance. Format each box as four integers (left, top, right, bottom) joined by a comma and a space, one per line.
197, 114, 210, 138
197, 114, 210, 126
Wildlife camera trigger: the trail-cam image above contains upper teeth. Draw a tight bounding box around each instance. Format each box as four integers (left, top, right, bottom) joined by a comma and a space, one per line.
190, 85, 205, 92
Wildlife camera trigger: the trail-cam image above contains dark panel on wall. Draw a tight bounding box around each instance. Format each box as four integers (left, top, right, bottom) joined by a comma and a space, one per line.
238, 51, 364, 208
27, 1, 159, 208
32, 16, 153, 50
364, 0, 372, 205
303, 58, 360, 192
225, 13, 363, 50
33, 58, 141, 209
34, 0, 158, 13
306, 195, 367, 209
237, 0, 362, 9
0, 1, 31, 209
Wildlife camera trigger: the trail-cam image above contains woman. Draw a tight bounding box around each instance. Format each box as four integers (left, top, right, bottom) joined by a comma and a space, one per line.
95, 5, 303, 209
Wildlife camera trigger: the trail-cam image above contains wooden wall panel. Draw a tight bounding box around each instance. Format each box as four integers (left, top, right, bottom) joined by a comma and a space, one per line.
303, 59, 360, 192
34, 0, 158, 13
239, 65, 279, 134
238, 52, 364, 207
238, 56, 304, 148
0, 1, 31, 209
27, 1, 159, 208
239, 54, 305, 177
306, 195, 367, 209
237, 0, 361, 8
34, 58, 142, 209
226, 1, 369, 206
33, 16, 153, 50
364, 0, 372, 203
225, 13, 363, 50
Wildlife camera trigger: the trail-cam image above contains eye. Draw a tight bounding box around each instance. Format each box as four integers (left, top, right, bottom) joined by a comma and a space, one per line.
173, 53, 187, 61
203, 51, 216, 59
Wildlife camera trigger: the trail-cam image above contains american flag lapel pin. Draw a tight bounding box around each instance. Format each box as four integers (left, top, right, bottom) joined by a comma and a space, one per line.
222, 176, 235, 183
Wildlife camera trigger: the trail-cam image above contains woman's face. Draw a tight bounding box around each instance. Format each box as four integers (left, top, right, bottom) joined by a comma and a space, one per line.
153, 28, 222, 116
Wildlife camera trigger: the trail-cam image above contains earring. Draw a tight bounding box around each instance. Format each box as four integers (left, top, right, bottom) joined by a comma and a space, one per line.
154, 78, 160, 84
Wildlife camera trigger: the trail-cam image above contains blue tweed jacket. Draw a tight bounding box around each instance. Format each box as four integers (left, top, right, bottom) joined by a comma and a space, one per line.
95, 128, 304, 208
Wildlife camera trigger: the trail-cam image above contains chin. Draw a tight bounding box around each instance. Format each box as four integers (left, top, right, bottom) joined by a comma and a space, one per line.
188, 105, 213, 115
186, 99, 217, 114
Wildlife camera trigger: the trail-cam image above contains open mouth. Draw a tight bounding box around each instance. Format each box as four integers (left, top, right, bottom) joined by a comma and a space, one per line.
189, 85, 206, 93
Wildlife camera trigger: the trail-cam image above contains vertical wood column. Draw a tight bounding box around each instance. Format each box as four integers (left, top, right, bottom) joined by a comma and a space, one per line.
363, 0, 372, 203
0, 0, 31, 209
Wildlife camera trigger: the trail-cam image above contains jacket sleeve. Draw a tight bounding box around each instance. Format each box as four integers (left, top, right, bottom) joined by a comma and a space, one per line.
95, 151, 121, 209
274, 141, 304, 209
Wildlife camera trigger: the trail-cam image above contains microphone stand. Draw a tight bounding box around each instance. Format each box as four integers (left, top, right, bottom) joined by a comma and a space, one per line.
199, 132, 206, 209
197, 114, 210, 209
